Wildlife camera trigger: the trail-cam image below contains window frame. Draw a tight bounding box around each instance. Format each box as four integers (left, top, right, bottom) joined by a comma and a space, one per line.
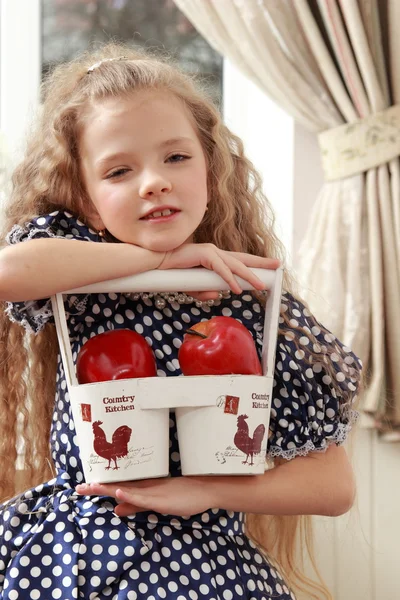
0, 0, 42, 163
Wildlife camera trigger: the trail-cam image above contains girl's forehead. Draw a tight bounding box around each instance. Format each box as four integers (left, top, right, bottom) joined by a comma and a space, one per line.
84, 89, 190, 123
78, 89, 201, 156
79, 89, 200, 146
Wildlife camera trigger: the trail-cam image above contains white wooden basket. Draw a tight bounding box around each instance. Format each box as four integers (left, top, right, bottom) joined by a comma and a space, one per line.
51, 267, 283, 482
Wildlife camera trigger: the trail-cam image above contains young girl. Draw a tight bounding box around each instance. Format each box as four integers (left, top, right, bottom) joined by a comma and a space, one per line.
0, 44, 361, 600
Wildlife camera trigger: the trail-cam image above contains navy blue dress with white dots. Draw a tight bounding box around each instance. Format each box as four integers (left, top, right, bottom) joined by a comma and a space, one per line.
0, 211, 360, 600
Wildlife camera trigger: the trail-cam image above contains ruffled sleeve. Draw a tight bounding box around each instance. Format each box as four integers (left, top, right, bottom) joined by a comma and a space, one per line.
5, 211, 100, 334
267, 292, 361, 460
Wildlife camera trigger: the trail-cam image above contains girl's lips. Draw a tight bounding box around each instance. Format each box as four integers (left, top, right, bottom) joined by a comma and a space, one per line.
141, 210, 180, 223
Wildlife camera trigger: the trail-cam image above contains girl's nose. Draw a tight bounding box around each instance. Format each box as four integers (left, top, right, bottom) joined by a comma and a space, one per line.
139, 171, 172, 198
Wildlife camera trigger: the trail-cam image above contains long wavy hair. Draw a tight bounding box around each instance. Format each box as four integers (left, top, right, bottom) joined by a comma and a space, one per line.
0, 43, 360, 600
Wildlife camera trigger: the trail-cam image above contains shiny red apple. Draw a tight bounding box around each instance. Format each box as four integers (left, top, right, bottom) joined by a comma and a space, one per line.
76, 329, 157, 384
178, 316, 263, 376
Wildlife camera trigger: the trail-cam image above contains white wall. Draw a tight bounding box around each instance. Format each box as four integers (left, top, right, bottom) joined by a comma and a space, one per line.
223, 60, 325, 269
223, 60, 294, 259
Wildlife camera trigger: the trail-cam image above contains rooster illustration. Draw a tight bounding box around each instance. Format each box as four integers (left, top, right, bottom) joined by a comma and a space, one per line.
233, 414, 265, 466
92, 421, 132, 470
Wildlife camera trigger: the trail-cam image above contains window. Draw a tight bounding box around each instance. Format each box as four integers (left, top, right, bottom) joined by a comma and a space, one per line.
42, 0, 223, 102
0, 0, 222, 166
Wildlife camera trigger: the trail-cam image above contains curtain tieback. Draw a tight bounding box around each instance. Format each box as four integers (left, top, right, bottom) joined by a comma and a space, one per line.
318, 104, 400, 181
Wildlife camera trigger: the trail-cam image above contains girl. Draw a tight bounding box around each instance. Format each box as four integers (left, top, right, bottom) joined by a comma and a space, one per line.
0, 44, 360, 600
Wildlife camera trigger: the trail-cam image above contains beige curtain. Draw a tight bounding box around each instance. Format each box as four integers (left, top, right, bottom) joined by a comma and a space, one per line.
174, 0, 400, 434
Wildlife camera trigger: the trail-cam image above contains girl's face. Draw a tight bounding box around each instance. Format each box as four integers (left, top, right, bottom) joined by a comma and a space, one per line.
79, 90, 209, 252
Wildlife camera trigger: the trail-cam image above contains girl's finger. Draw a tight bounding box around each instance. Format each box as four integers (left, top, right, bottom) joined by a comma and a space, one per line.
115, 489, 170, 514
218, 254, 269, 290
201, 253, 243, 294
114, 503, 145, 517
76, 482, 118, 497
186, 291, 220, 302
228, 253, 281, 269
75, 483, 98, 495
115, 489, 152, 509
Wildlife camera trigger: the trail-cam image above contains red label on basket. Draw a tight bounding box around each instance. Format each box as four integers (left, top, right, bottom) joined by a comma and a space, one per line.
224, 396, 240, 415
81, 403, 92, 422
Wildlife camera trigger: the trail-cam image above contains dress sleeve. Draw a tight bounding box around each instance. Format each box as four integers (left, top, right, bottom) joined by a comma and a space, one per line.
266, 292, 362, 460
4, 210, 100, 334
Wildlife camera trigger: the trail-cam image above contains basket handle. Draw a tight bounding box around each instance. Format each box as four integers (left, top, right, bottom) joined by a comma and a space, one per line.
61, 267, 278, 295
51, 267, 283, 390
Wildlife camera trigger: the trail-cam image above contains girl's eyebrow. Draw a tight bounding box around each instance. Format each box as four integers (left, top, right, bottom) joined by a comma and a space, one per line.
95, 152, 132, 169
95, 137, 195, 169
158, 136, 195, 148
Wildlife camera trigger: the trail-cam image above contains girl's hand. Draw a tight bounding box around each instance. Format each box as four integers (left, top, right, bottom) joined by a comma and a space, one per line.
158, 243, 280, 296
75, 477, 217, 518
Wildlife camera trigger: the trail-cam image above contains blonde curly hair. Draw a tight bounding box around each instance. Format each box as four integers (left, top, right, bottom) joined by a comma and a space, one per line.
0, 43, 360, 600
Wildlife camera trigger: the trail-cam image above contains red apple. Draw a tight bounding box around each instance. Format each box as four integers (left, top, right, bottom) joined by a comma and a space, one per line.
178, 316, 263, 376
76, 329, 157, 384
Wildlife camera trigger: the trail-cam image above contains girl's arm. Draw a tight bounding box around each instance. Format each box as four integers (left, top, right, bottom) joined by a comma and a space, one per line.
209, 444, 355, 516
0, 239, 163, 301
76, 444, 355, 518
0, 238, 279, 302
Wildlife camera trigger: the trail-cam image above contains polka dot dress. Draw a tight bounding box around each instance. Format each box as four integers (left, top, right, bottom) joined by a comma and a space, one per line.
0, 212, 360, 600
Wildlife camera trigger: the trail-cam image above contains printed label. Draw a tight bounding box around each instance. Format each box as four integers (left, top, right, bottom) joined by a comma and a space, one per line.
80, 403, 92, 422
102, 395, 135, 414
87, 445, 155, 472
251, 393, 270, 409
215, 413, 267, 468
224, 395, 240, 415
215, 445, 266, 467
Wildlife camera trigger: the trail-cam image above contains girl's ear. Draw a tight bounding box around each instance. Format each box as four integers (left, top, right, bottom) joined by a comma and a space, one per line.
85, 203, 105, 232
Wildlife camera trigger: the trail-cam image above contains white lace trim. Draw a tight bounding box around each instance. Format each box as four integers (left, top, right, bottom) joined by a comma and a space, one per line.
267, 409, 360, 461
6, 223, 65, 245
5, 301, 52, 335
5, 294, 88, 335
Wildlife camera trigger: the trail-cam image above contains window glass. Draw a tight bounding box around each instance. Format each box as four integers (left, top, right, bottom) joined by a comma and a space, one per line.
42, 0, 222, 102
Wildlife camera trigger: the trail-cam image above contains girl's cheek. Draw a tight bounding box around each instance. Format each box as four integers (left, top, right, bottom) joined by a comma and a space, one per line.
100, 187, 129, 212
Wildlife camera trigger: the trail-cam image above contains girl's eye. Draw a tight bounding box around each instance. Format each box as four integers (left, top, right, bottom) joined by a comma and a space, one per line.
167, 154, 190, 163
106, 168, 129, 179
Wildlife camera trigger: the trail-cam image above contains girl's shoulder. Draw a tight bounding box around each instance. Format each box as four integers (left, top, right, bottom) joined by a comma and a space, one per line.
278, 288, 362, 366
279, 290, 345, 348
280, 289, 314, 321
268, 289, 361, 460
6, 210, 99, 245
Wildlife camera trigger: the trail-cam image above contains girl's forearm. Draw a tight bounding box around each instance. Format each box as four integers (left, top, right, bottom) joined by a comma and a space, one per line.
75, 446, 355, 518
207, 445, 355, 517
0, 239, 163, 301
